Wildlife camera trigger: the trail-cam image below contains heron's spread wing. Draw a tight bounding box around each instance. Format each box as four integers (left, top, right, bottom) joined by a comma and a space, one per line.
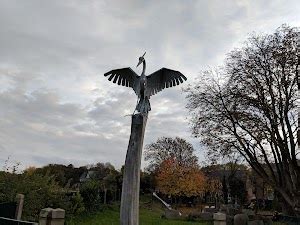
146, 68, 187, 97
104, 67, 139, 93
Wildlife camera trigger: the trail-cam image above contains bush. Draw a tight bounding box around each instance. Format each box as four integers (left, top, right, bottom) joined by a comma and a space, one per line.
79, 180, 102, 212
47, 190, 85, 218
0, 171, 85, 221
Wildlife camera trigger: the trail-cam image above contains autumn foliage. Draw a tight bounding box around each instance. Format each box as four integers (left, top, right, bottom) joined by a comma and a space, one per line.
204, 177, 222, 195
155, 158, 206, 197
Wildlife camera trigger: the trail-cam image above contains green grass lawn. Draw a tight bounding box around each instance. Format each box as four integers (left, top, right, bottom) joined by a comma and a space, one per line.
66, 205, 212, 225
65, 204, 289, 225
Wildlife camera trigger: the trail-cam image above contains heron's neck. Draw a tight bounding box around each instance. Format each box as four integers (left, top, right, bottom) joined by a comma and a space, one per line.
142, 60, 146, 76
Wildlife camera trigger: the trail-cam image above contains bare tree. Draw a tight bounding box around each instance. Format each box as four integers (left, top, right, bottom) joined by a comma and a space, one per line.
186, 25, 299, 215
144, 137, 198, 172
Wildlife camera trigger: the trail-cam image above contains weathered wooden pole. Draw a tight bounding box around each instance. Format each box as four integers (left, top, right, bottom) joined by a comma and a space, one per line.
120, 113, 147, 225
104, 52, 187, 224
15, 194, 24, 220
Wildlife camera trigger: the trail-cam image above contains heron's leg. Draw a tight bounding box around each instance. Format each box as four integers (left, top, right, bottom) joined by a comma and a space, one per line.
132, 109, 136, 115
133, 97, 140, 115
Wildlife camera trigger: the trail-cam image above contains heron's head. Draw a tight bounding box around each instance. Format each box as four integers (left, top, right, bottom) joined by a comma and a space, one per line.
137, 52, 146, 67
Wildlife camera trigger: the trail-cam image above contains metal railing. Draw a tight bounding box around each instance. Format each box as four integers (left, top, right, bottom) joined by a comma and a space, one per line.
0, 217, 37, 225
0, 202, 17, 218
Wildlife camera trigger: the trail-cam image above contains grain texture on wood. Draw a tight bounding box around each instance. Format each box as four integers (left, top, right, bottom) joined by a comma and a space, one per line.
120, 114, 147, 225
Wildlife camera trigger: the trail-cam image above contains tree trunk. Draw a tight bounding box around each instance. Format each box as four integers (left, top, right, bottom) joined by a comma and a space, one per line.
277, 188, 300, 216
120, 114, 147, 225
104, 188, 107, 205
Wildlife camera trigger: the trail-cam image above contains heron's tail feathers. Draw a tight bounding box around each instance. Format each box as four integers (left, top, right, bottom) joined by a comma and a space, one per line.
136, 97, 151, 114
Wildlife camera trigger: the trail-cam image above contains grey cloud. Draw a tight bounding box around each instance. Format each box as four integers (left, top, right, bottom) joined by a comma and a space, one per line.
0, 72, 131, 168
0, 0, 299, 169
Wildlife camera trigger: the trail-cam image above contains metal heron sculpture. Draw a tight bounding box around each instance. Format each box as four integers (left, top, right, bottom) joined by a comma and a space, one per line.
104, 52, 187, 114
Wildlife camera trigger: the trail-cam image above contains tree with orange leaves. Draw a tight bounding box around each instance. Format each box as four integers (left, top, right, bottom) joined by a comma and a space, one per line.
204, 177, 222, 196
155, 157, 206, 197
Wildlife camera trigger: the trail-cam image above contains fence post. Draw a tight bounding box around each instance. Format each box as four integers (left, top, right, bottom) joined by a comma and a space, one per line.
15, 194, 24, 220
39, 208, 65, 225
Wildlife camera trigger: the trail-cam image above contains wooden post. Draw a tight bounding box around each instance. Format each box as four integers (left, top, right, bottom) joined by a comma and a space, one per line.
120, 114, 147, 225
15, 194, 24, 220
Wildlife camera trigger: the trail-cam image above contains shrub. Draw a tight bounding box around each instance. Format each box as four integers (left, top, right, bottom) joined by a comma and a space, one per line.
0, 171, 85, 221
79, 180, 102, 212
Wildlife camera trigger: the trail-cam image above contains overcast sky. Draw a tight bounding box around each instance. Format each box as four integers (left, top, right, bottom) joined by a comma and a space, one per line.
0, 0, 299, 170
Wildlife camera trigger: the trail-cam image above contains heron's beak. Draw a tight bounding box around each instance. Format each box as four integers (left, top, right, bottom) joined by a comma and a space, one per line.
137, 60, 142, 67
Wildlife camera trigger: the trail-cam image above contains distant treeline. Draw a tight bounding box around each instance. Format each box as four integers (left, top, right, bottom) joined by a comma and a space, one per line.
0, 162, 155, 221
